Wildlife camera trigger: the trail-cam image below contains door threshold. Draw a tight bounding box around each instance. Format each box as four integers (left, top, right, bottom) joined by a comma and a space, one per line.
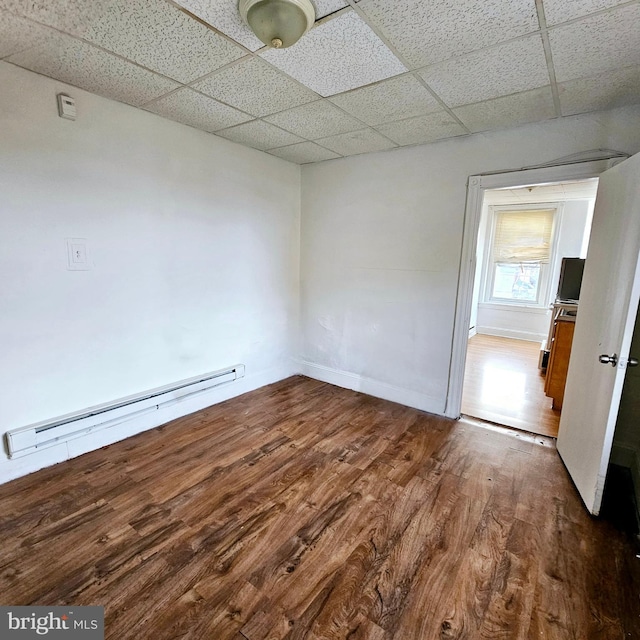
460, 413, 557, 448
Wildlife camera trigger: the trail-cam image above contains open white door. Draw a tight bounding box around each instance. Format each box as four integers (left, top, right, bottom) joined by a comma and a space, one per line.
557, 152, 640, 515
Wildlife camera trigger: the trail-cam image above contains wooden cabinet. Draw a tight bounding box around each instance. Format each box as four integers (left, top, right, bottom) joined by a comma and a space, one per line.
544, 317, 575, 410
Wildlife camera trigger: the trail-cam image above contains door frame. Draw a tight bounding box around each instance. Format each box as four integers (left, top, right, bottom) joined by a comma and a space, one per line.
445, 158, 621, 419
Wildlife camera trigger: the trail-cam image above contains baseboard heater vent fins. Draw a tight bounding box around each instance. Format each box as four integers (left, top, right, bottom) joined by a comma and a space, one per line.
5, 364, 245, 459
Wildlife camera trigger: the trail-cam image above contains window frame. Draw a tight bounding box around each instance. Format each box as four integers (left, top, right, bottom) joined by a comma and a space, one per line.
480, 203, 562, 309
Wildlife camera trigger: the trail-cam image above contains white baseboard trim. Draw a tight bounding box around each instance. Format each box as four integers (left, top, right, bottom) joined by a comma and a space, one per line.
299, 360, 444, 416
477, 326, 546, 342
610, 443, 640, 526
0, 362, 297, 485
468, 327, 477, 338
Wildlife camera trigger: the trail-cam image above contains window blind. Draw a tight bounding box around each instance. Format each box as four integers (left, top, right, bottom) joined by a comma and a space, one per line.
493, 209, 554, 263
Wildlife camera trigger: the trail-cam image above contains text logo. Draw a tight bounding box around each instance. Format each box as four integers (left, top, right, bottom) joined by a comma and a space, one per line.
1, 607, 103, 639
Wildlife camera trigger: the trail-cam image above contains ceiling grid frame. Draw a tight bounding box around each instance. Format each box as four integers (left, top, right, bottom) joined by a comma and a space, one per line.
0, 0, 638, 162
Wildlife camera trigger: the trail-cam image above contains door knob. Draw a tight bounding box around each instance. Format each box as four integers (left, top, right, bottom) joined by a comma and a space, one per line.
628, 357, 639, 367
599, 353, 618, 367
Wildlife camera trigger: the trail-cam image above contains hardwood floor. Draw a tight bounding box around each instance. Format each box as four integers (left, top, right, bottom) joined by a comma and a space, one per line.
462, 334, 561, 438
1, 376, 638, 639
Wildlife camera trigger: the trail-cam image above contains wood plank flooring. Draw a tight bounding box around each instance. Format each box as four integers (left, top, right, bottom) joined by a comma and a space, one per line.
1, 376, 639, 639
462, 334, 560, 438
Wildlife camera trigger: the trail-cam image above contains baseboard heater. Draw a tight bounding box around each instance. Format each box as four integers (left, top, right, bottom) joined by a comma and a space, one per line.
5, 364, 245, 459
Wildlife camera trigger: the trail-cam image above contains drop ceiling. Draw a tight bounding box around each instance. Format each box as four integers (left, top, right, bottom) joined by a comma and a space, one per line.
1, 0, 639, 164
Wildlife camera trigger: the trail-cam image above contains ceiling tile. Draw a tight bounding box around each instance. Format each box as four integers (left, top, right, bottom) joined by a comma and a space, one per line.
453, 87, 556, 132
375, 111, 467, 146
265, 100, 364, 139
216, 120, 306, 150
418, 35, 549, 107
260, 10, 406, 97
268, 142, 341, 164
315, 128, 397, 156
558, 66, 640, 116
0, 0, 26, 13
7, 32, 179, 106
542, 0, 630, 26
549, 4, 640, 82
146, 88, 252, 133
172, 0, 263, 51
36, 0, 246, 84
192, 57, 318, 117
328, 74, 441, 126
0, 10, 55, 59
359, 0, 539, 68
312, 0, 349, 18
19, 0, 116, 35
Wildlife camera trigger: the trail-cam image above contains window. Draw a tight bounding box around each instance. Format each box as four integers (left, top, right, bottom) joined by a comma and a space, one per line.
484, 206, 557, 306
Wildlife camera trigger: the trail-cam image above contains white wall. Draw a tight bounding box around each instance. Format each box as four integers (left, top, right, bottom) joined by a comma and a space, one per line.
475, 199, 593, 342
0, 62, 301, 483
300, 106, 640, 415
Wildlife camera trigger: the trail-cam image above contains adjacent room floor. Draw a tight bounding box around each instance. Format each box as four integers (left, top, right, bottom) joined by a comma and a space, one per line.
462, 333, 560, 438
1, 376, 638, 639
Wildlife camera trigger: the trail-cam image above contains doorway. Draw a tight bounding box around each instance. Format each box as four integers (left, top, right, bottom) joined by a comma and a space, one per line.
446, 157, 624, 424
447, 152, 638, 517
460, 179, 598, 437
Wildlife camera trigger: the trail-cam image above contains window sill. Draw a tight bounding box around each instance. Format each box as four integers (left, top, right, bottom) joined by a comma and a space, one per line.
479, 302, 550, 314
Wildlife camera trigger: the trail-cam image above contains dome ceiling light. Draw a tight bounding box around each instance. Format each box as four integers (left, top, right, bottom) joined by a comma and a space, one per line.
239, 0, 316, 49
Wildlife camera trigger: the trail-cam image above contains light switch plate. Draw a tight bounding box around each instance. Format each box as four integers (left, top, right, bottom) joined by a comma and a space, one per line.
66, 237, 90, 270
